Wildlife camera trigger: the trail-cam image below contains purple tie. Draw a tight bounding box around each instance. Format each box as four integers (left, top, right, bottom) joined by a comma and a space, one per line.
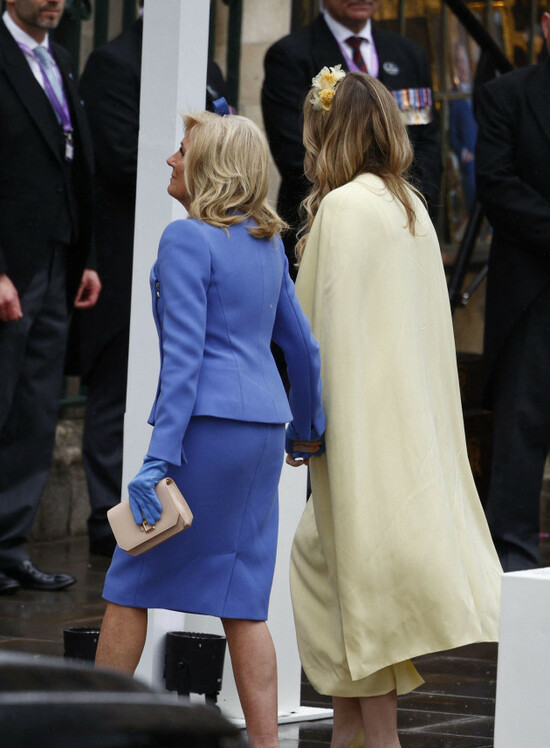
346, 36, 368, 74
32, 45, 67, 121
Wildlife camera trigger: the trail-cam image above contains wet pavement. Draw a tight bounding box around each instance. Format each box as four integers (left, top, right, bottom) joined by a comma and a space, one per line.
1, 468, 549, 747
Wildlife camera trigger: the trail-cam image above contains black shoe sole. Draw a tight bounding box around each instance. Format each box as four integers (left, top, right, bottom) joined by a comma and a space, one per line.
0, 584, 20, 596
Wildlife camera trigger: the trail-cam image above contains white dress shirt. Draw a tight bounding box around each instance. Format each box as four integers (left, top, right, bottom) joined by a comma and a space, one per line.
322, 10, 379, 78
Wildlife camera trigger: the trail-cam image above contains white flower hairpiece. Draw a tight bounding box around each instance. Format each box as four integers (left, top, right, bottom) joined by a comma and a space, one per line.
310, 64, 346, 112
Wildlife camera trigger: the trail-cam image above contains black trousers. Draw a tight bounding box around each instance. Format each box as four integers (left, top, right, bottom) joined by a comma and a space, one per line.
82, 327, 129, 542
0, 246, 68, 568
485, 282, 550, 572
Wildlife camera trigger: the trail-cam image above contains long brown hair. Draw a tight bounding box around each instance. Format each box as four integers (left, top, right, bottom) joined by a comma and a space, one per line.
296, 73, 422, 261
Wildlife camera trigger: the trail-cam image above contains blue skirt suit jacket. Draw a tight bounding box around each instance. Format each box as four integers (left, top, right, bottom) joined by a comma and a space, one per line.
103, 217, 324, 618
147, 218, 325, 463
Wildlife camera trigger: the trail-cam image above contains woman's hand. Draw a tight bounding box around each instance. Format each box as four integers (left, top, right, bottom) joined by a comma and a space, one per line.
285, 439, 324, 467
128, 456, 169, 525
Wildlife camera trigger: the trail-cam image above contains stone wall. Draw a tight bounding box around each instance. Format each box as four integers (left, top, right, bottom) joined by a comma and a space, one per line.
30, 419, 88, 542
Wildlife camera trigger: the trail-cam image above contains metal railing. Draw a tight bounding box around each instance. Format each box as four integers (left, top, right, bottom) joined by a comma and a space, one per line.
442, 0, 514, 310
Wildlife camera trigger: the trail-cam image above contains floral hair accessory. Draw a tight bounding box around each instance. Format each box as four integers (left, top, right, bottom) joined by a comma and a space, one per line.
310, 64, 346, 112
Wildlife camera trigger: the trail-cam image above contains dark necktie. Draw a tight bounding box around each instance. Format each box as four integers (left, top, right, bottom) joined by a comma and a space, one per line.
346, 36, 368, 74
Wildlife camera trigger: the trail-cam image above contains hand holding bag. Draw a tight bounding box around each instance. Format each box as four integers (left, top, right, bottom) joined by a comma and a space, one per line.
107, 478, 193, 556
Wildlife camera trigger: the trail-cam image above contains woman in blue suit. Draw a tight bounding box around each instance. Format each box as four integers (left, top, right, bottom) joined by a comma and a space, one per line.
95, 111, 325, 747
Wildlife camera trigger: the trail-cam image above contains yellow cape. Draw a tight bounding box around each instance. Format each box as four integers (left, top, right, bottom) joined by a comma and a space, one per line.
290, 174, 501, 697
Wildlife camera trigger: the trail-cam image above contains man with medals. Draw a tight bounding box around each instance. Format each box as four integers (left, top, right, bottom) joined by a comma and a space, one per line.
262, 0, 441, 275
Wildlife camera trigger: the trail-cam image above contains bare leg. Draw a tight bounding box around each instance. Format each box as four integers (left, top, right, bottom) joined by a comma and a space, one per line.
359, 691, 400, 748
331, 692, 400, 748
221, 618, 279, 748
95, 601, 147, 673
331, 696, 363, 748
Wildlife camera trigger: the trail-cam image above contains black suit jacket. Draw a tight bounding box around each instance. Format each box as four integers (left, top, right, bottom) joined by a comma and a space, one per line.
0, 20, 93, 302
475, 58, 550, 395
262, 14, 441, 237
77, 18, 143, 373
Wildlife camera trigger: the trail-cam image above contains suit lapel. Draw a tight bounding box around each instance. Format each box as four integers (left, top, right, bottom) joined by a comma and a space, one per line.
525, 59, 550, 150
311, 16, 348, 72
0, 21, 63, 162
372, 29, 391, 85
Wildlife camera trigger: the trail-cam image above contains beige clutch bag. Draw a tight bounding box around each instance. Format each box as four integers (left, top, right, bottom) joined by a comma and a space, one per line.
107, 477, 193, 556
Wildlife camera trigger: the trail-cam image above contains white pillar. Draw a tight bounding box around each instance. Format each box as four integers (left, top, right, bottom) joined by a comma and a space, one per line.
125, 0, 331, 723
494, 568, 550, 747
125, 0, 209, 686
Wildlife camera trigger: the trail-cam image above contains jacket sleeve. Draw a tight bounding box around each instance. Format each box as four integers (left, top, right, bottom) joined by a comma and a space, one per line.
261, 40, 311, 197
475, 78, 550, 255
406, 51, 441, 210
147, 221, 210, 465
79, 48, 139, 189
272, 244, 325, 440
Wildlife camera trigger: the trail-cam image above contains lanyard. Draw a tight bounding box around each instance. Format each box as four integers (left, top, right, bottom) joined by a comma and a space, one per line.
17, 41, 73, 133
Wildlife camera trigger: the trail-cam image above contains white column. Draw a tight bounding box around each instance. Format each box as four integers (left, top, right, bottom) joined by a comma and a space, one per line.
494, 568, 550, 747
125, 0, 331, 724
125, 0, 209, 686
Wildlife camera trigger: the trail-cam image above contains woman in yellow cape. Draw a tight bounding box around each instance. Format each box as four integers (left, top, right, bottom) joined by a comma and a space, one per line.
286, 69, 502, 748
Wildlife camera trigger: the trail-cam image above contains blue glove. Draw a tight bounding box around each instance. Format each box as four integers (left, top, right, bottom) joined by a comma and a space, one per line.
128, 455, 169, 526
285, 424, 326, 460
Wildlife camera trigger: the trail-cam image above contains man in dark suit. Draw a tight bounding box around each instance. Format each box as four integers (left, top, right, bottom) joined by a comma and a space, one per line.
475, 6, 550, 572
77, 13, 143, 557
0, 0, 100, 593
77, 6, 230, 556
262, 0, 441, 275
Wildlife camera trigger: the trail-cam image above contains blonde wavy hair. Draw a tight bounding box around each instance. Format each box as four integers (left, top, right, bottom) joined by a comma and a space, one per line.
183, 111, 286, 239
296, 73, 422, 261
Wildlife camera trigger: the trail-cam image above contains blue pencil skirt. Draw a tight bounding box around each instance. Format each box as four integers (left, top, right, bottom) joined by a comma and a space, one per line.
102, 416, 285, 620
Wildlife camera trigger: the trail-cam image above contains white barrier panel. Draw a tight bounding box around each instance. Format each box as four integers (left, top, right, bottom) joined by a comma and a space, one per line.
127, 0, 208, 685
494, 567, 550, 747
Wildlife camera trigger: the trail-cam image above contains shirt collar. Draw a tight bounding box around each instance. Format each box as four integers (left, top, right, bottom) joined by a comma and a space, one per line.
2, 10, 50, 51
322, 9, 372, 45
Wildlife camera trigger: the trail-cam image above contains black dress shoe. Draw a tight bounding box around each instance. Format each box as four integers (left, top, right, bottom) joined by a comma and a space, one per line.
89, 534, 116, 557
0, 572, 20, 596
4, 561, 76, 591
